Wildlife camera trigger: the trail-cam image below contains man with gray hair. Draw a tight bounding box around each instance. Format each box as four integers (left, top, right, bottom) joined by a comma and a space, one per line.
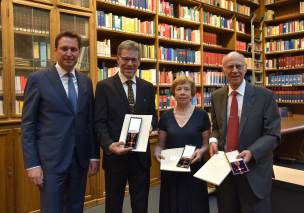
94, 40, 157, 213
209, 51, 281, 213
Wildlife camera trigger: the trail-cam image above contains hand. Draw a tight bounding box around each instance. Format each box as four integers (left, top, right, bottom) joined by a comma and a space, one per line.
154, 151, 165, 162
109, 141, 132, 155
191, 148, 206, 164
88, 160, 99, 176
237, 150, 252, 163
209, 142, 218, 156
26, 167, 44, 187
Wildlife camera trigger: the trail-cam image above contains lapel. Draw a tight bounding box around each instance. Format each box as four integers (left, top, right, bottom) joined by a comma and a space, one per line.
135, 77, 143, 113
221, 86, 229, 140
113, 74, 130, 111
239, 83, 255, 135
75, 71, 87, 111
45, 66, 74, 112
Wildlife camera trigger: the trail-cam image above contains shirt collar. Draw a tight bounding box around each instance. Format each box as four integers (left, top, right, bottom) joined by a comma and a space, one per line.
228, 80, 246, 96
55, 62, 76, 78
118, 70, 136, 85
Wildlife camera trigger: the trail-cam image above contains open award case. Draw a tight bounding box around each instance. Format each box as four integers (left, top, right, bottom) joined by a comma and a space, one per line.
125, 117, 142, 149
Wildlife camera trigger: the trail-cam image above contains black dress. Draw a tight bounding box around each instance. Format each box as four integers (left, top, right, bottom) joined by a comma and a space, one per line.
158, 107, 210, 213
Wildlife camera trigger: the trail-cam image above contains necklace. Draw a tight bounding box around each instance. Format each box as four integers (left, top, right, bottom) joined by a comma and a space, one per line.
174, 105, 194, 127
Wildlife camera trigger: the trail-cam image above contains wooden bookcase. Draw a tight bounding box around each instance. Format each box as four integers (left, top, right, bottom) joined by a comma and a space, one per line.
263, 0, 304, 113
3, 0, 303, 212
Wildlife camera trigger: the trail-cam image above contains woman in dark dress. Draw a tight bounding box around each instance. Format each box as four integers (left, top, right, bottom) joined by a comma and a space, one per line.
154, 75, 211, 213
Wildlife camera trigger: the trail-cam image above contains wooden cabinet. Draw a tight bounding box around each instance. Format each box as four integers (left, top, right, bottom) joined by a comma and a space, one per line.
0, 129, 14, 213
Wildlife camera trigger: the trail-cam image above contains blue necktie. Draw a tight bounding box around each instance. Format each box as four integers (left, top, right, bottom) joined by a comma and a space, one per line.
67, 73, 77, 113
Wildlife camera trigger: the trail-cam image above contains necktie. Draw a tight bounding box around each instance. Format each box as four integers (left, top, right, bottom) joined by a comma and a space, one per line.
126, 80, 135, 114
226, 90, 239, 151
67, 73, 77, 113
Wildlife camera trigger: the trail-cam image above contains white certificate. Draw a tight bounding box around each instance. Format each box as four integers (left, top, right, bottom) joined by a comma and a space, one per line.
119, 114, 152, 152
193, 151, 231, 186
160, 148, 191, 172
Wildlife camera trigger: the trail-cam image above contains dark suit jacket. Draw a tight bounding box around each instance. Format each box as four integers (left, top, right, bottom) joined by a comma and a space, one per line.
210, 83, 281, 199
94, 74, 157, 172
21, 66, 100, 173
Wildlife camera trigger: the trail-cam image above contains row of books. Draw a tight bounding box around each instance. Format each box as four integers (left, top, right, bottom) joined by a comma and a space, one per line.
159, 71, 201, 85
98, 66, 119, 81
203, 12, 233, 30
158, 0, 200, 22
203, 87, 217, 107
76, 46, 89, 71
96, 11, 155, 35
203, 52, 224, 66
201, 0, 234, 11
102, 0, 155, 11
97, 40, 111, 57
265, 55, 304, 69
301, 1, 304, 14
265, 38, 304, 53
203, 71, 227, 86
60, 15, 89, 38
16, 100, 24, 115
236, 40, 247, 52
179, 5, 200, 22
273, 89, 304, 103
32, 41, 51, 68
14, 57, 51, 68
13, 6, 50, 35
245, 58, 254, 70
236, 3, 250, 16
266, 74, 304, 86
61, 0, 89, 8
0, 101, 3, 115
137, 69, 157, 84
203, 32, 218, 46
97, 39, 156, 59
236, 21, 246, 34
158, 24, 200, 43
97, 65, 157, 84
158, 0, 174, 17
159, 47, 201, 64
265, 20, 304, 37
15, 76, 28, 94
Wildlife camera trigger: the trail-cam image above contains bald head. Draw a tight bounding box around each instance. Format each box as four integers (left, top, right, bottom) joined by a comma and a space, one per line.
222, 51, 245, 66
222, 51, 247, 90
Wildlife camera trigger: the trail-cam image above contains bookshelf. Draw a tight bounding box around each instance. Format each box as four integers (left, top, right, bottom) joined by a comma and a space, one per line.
95, 0, 264, 114
12, 4, 51, 116
263, 0, 304, 114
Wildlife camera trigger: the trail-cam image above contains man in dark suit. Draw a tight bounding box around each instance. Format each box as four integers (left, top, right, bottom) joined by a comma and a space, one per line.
21, 31, 100, 213
209, 51, 281, 213
94, 40, 157, 213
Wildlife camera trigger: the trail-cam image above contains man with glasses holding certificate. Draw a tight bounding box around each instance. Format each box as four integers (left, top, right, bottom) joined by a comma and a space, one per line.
209, 51, 281, 213
94, 40, 157, 213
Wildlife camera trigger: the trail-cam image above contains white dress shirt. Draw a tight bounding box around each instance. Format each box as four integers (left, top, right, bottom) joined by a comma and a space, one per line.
55, 63, 78, 97
118, 70, 137, 101
209, 80, 246, 144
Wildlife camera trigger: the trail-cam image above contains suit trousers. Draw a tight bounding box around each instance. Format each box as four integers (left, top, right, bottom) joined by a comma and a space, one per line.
104, 153, 150, 213
40, 151, 88, 213
216, 173, 271, 213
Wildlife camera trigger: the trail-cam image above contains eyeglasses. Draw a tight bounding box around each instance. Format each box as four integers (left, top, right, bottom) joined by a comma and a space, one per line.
223, 64, 245, 71
119, 56, 139, 64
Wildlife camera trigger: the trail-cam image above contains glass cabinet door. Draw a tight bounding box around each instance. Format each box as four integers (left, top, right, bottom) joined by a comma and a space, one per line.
13, 5, 51, 115
60, 0, 90, 9
60, 13, 90, 73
